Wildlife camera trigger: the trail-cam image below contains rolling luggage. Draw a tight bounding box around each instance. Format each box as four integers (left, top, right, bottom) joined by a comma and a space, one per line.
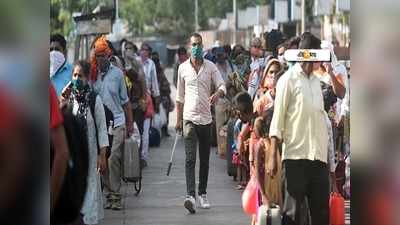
122, 124, 142, 196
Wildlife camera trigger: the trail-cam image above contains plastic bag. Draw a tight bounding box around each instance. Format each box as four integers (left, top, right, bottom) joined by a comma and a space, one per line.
242, 175, 259, 215
132, 122, 141, 147
152, 104, 167, 132
159, 103, 167, 126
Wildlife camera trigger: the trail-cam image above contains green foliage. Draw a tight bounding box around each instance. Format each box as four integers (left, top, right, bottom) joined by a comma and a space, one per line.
51, 0, 110, 36
51, 0, 274, 37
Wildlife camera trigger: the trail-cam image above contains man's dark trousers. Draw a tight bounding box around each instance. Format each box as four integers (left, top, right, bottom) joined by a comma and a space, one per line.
183, 120, 212, 197
281, 159, 330, 225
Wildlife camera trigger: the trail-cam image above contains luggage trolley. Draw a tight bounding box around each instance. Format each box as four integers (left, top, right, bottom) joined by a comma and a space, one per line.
122, 134, 143, 196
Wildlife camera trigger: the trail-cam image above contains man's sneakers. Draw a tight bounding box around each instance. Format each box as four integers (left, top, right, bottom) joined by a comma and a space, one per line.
184, 195, 211, 213
198, 194, 211, 209
184, 195, 196, 214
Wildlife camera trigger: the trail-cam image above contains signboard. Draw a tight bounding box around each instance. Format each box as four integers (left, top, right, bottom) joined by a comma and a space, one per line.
284, 49, 331, 62
76, 19, 112, 35
291, 0, 302, 21
274, 0, 289, 23
314, 0, 333, 16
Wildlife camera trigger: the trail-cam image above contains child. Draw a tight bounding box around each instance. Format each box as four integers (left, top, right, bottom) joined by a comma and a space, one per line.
249, 110, 283, 225
234, 92, 257, 190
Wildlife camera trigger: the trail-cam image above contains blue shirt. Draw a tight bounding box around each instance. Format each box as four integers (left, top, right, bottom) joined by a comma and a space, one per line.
50, 63, 73, 96
92, 65, 130, 127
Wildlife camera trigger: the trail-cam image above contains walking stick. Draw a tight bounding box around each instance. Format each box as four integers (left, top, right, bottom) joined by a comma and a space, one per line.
166, 132, 180, 176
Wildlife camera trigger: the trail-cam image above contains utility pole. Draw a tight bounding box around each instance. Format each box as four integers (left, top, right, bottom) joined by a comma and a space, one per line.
301, 0, 305, 33
233, 0, 237, 44
116, 0, 119, 19
195, 0, 199, 32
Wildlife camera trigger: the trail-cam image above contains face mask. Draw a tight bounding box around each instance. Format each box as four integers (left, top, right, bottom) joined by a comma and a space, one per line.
98, 57, 111, 73
264, 77, 274, 90
125, 49, 135, 59
72, 79, 87, 92
191, 46, 203, 59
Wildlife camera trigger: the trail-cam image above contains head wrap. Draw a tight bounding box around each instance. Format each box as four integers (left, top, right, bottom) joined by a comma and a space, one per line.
49, 50, 66, 78
90, 35, 112, 81
260, 58, 282, 90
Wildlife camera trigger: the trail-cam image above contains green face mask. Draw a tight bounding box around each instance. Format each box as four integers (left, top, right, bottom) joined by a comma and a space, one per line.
191, 45, 203, 59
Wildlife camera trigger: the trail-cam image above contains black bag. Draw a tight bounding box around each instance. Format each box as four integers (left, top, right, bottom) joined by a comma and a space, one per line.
226, 118, 237, 178
149, 127, 161, 147
51, 106, 89, 225
88, 92, 114, 155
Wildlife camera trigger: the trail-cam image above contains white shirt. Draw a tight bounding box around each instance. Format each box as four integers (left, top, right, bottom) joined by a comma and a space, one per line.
140, 58, 160, 97
176, 59, 227, 125
269, 63, 328, 163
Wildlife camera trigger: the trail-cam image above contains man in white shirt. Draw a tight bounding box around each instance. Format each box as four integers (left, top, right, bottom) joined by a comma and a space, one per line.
176, 33, 226, 214
138, 43, 160, 167
267, 32, 330, 225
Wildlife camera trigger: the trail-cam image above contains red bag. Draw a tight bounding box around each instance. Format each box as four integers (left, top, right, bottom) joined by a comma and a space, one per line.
232, 152, 241, 165
144, 94, 154, 118
242, 175, 259, 215
330, 192, 345, 225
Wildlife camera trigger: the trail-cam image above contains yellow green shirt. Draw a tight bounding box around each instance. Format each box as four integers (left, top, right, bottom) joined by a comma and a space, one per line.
269, 63, 328, 163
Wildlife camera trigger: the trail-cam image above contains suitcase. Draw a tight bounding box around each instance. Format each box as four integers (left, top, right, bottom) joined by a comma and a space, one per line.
226, 119, 237, 178
122, 135, 142, 196
257, 205, 282, 225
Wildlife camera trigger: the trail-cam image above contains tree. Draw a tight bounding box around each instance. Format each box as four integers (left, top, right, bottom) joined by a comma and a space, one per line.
51, 0, 114, 36
52, 0, 274, 38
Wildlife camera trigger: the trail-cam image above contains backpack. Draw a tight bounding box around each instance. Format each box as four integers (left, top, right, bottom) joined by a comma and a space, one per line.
50, 105, 89, 224
88, 92, 114, 155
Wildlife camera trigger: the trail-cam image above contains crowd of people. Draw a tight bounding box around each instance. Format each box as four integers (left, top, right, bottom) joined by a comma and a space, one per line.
174, 31, 350, 225
49, 30, 350, 225
50, 34, 173, 225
